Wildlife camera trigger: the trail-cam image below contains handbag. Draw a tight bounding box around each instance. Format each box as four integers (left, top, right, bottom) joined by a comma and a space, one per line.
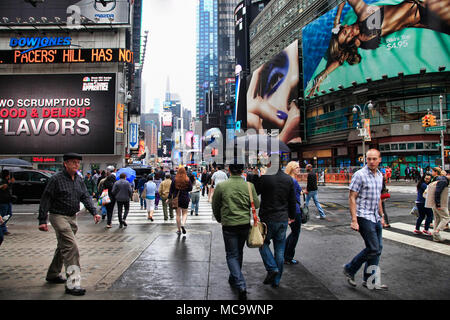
410, 205, 419, 217
246, 182, 267, 248
301, 193, 309, 224
132, 190, 139, 202
380, 193, 391, 200
99, 189, 111, 205
171, 190, 180, 209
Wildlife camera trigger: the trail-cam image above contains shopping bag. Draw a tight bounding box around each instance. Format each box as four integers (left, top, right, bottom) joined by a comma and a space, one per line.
132, 191, 140, 202
99, 189, 111, 205
246, 182, 267, 248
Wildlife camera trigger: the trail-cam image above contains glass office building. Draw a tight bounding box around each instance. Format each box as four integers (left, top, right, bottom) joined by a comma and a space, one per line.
196, 0, 219, 118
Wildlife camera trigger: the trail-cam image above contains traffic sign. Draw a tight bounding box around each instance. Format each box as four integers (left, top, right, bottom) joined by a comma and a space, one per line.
445, 146, 450, 150
425, 126, 446, 132
129, 123, 139, 149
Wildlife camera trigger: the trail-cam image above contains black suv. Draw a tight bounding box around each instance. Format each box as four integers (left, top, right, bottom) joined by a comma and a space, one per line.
10, 169, 54, 203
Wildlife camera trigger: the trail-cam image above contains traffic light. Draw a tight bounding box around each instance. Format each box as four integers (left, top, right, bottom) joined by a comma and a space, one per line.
429, 114, 437, 126
422, 115, 430, 127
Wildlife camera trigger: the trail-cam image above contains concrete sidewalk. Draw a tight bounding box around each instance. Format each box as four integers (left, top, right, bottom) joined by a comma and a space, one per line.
0, 213, 336, 300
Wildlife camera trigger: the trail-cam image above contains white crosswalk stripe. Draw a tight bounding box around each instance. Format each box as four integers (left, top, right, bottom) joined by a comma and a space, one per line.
110, 194, 217, 225
383, 222, 450, 256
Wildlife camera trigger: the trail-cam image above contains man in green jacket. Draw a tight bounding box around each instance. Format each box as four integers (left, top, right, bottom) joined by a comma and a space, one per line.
212, 163, 260, 301
84, 172, 97, 197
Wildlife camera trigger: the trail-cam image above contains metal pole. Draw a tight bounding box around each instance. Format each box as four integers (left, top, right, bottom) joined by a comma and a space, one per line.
440, 95, 444, 169
362, 115, 366, 166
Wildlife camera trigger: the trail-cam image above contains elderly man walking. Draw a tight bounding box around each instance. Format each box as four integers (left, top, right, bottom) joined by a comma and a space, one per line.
38, 153, 101, 296
343, 149, 388, 291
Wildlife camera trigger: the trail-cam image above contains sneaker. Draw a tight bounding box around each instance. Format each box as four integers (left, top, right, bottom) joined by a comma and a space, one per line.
362, 281, 388, 291
319, 216, 326, 220
176, 231, 181, 236
284, 259, 299, 265
315, 215, 321, 219
413, 229, 422, 235
343, 266, 356, 287
181, 226, 186, 234
422, 230, 432, 236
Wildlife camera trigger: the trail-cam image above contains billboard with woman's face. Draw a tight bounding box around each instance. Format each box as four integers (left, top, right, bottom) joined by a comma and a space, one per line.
246, 40, 301, 144
302, 0, 450, 99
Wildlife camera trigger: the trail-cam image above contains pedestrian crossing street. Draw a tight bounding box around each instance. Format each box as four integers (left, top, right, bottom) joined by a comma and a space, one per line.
111, 193, 217, 225
107, 196, 450, 256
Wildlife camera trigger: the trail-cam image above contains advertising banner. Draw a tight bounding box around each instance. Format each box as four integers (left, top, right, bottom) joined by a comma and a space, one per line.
246, 40, 300, 144
0, 73, 115, 155
363, 119, 371, 142
115, 103, 124, 133
0, 48, 134, 65
162, 111, 172, 127
302, 0, 450, 99
0, 0, 130, 26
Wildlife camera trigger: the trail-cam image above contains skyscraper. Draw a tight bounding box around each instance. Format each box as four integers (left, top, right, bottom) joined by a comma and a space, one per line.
218, 0, 240, 105
196, 0, 218, 118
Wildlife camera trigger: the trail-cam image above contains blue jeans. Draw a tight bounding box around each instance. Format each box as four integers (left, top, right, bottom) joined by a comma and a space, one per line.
259, 221, 288, 286
305, 191, 325, 217
415, 202, 433, 231
140, 194, 147, 209
191, 192, 200, 214
0, 203, 12, 233
345, 217, 383, 281
222, 226, 250, 291
284, 210, 302, 261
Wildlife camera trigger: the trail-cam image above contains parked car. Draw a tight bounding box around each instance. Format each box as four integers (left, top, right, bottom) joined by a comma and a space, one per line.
9, 169, 53, 203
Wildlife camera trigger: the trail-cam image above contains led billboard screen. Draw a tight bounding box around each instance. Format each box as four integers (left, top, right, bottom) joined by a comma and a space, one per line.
0, 0, 130, 25
302, 0, 450, 99
162, 111, 172, 127
246, 40, 301, 144
0, 73, 116, 154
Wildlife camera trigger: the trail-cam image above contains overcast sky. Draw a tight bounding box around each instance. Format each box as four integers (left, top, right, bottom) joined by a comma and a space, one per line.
141, 0, 196, 116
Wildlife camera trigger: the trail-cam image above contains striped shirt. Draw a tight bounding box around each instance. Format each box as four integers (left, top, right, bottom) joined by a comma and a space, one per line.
349, 166, 383, 223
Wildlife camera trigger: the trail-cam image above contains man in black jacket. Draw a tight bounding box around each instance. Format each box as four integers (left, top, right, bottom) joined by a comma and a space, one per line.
252, 164, 296, 288
305, 164, 326, 219
103, 166, 117, 229
200, 169, 208, 197
38, 153, 101, 296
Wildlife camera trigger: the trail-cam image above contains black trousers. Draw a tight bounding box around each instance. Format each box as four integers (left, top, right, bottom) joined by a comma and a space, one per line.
106, 199, 116, 225
117, 201, 130, 223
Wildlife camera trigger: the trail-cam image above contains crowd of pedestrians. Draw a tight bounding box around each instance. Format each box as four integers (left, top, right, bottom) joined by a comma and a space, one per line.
1, 149, 448, 300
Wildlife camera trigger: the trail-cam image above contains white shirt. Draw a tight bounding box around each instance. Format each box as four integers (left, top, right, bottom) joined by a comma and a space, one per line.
211, 170, 228, 187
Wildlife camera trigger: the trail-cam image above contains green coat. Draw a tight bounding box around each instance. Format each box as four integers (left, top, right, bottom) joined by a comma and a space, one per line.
212, 176, 260, 227
84, 177, 97, 195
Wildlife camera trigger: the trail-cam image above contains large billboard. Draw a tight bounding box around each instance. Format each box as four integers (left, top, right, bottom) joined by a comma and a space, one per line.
0, 0, 130, 26
246, 40, 301, 144
162, 111, 172, 127
302, 0, 450, 99
0, 73, 116, 155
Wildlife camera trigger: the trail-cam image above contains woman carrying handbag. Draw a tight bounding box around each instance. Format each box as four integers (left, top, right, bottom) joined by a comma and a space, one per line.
169, 167, 192, 235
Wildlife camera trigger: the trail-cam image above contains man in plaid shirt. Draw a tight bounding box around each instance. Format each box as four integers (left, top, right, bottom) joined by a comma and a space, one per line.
38, 153, 101, 296
343, 149, 388, 291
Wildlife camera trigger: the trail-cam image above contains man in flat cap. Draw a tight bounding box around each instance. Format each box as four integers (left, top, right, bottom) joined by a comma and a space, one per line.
38, 152, 101, 296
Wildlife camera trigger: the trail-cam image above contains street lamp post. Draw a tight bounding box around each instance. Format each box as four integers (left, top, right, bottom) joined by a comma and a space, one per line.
352, 100, 374, 166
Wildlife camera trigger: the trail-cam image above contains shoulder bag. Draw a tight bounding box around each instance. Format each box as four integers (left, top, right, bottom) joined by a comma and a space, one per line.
301, 193, 309, 224
99, 188, 111, 206
246, 182, 267, 248
171, 189, 180, 209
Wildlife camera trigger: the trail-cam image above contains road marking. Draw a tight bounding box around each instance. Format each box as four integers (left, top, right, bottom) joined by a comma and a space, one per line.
390, 222, 450, 241
383, 228, 450, 256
